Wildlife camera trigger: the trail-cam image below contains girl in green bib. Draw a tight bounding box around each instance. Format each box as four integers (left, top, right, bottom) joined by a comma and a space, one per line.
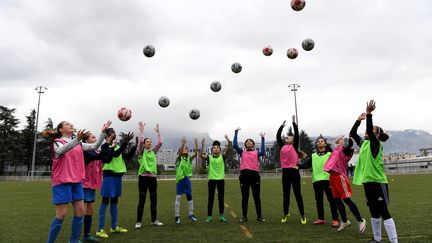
174, 137, 199, 224
350, 100, 398, 243
200, 135, 232, 223
135, 122, 164, 229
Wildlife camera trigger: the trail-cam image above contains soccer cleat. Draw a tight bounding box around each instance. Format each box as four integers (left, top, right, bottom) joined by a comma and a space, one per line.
313, 219, 326, 225
332, 220, 340, 228
83, 235, 100, 242
175, 216, 181, 224
151, 220, 164, 226
110, 226, 128, 233
281, 213, 290, 223
95, 229, 109, 238
367, 239, 383, 243
337, 220, 352, 232
240, 216, 248, 223
134, 222, 142, 229
257, 216, 266, 223
358, 218, 367, 234
219, 215, 228, 222
300, 215, 307, 225
188, 215, 198, 222
205, 216, 213, 223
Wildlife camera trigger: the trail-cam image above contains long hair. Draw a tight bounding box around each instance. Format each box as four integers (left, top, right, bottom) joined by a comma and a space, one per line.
315, 134, 333, 153
42, 121, 66, 142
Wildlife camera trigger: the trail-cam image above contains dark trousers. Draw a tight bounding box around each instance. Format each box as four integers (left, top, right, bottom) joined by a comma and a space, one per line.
239, 170, 262, 217
313, 180, 339, 220
282, 168, 304, 216
136, 176, 158, 222
364, 182, 391, 220
208, 179, 225, 216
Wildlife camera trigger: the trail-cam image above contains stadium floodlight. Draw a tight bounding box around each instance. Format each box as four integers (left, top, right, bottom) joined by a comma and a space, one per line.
31, 86, 48, 178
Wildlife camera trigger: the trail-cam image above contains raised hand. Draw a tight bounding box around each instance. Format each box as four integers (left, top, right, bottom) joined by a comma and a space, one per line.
154, 123, 160, 133
77, 129, 91, 141
235, 127, 241, 131
366, 100, 376, 114
259, 132, 265, 138
123, 132, 134, 143
201, 137, 206, 146
357, 112, 367, 121
194, 137, 198, 146
281, 120, 286, 127
138, 121, 145, 131
106, 132, 115, 144
224, 134, 230, 142
292, 115, 296, 123
102, 120, 112, 132
180, 136, 187, 145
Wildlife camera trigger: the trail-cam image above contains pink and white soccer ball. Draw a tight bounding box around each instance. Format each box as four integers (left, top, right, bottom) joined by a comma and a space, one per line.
117, 107, 132, 121
291, 0, 306, 11
287, 48, 298, 59
262, 45, 273, 56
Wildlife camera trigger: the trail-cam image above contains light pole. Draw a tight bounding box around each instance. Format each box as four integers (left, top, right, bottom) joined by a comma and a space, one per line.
288, 84, 300, 126
31, 86, 48, 178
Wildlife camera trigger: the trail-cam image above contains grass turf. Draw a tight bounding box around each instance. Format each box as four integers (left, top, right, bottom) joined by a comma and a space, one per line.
0, 174, 431, 242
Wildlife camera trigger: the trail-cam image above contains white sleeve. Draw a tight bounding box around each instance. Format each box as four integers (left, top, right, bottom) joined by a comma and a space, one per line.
81, 133, 105, 151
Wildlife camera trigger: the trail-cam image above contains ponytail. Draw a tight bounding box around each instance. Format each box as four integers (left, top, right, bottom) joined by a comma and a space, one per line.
375, 126, 389, 142
42, 121, 65, 142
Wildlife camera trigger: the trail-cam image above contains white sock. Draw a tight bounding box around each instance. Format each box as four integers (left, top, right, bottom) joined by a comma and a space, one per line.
384, 218, 398, 243
188, 200, 194, 216
371, 218, 382, 241
175, 195, 181, 217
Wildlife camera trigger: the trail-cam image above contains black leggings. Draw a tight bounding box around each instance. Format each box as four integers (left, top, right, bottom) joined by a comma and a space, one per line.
282, 168, 304, 216
208, 180, 225, 216
239, 170, 262, 218
335, 197, 363, 222
136, 176, 158, 222
364, 182, 391, 220
313, 180, 339, 220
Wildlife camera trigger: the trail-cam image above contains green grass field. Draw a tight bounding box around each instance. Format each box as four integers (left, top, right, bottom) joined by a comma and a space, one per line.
1, 174, 431, 243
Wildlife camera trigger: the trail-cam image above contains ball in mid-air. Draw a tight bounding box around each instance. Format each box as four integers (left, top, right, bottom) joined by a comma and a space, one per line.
291, 0, 305, 11
287, 48, 298, 59
302, 38, 315, 51
143, 45, 155, 57
189, 109, 200, 120
231, 62, 242, 73
158, 96, 170, 108
262, 45, 273, 56
117, 107, 132, 121
210, 81, 222, 92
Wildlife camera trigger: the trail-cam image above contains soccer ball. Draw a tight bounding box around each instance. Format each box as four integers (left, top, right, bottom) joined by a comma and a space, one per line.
231, 62, 242, 73
262, 45, 273, 56
302, 38, 315, 51
210, 81, 222, 92
287, 48, 298, 59
143, 45, 155, 57
117, 107, 132, 121
158, 96, 170, 108
189, 109, 200, 120
291, 0, 305, 11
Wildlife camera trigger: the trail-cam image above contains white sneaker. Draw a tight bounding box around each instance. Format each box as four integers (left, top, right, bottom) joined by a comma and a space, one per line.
358, 218, 367, 234
151, 220, 164, 226
337, 220, 351, 232
134, 222, 142, 229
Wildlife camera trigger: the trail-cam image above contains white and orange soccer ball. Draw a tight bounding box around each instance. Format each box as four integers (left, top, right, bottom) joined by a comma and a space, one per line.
287, 48, 298, 59
291, 0, 305, 11
117, 107, 132, 121
262, 45, 273, 56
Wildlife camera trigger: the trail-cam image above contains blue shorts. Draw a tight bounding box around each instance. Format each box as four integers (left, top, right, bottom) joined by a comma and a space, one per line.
101, 175, 122, 198
52, 182, 84, 205
176, 177, 192, 195
83, 188, 96, 203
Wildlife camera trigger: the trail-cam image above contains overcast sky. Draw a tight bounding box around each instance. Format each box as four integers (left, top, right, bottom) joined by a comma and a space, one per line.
1, 0, 432, 142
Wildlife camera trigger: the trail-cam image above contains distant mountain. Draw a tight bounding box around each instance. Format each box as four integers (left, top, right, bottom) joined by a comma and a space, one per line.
310, 129, 432, 155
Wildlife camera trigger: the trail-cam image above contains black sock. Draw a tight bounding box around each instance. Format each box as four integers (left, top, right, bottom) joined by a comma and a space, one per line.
84, 215, 92, 237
